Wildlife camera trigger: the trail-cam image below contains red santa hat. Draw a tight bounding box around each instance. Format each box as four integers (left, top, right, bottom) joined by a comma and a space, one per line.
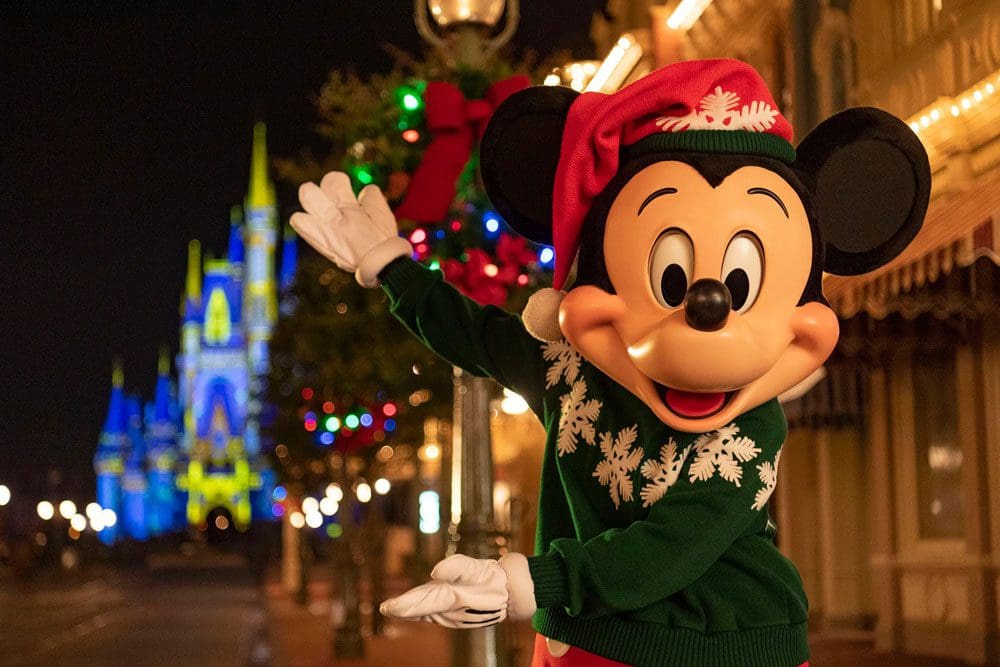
549, 58, 795, 291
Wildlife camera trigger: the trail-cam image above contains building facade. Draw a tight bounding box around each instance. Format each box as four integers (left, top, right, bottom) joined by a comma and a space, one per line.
93, 123, 296, 543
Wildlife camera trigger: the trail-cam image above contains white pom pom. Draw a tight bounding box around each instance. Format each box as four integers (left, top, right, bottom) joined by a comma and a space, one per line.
522, 288, 565, 341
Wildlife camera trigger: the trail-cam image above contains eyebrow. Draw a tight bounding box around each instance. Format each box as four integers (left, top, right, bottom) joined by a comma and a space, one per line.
747, 187, 789, 218
637, 187, 678, 215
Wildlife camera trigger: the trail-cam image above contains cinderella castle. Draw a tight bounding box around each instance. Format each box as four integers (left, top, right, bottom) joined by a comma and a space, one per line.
93, 123, 296, 544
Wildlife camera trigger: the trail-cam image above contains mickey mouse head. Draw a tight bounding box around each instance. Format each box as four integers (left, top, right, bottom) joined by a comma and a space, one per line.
481, 59, 930, 433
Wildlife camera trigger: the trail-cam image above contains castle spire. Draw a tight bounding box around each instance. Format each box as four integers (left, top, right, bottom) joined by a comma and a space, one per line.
154, 346, 172, 422
101, 357, 128, 440
279, 224, 298, 293
228, 205, 245, 265
185, 239, 202, 306
247, 122, 275, 209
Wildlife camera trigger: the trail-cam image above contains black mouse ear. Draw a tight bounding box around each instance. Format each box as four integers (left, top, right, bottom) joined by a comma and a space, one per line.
795, 107, 931, 276
480, 86, 579, 245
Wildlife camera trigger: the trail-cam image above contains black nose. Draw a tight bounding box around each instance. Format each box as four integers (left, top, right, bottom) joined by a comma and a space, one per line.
685, 279, 731, 331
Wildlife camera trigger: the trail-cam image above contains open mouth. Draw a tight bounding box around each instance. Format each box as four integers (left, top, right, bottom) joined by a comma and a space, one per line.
657, 384, 735, 419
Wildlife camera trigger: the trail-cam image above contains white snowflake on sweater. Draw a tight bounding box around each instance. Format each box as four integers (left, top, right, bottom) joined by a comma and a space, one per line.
593, 426, 643, 509
639, 439, 693, 508
556, 380, 602, 456
751, 449, 782, 511
655, 86, 779, 134
688, 424, 762, 488
542, 339, 582, 389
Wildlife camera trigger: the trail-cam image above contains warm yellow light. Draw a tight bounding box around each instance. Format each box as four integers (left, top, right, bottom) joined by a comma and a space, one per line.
909, 122, 920, 133
950, 105, 960, 117
85, 502, 101, 518
59, 500, 77, 520
586, 34, 642, 93
500, 388, 530, 415
102, 508, 117, 527
422, 443, 442, 461
302, 497, 319, 514
374, 478, 391, 495
305, 511, 323, 529
325, 483, 344, 502
961, 97, 971, 109
289, 511, 305, 529
543, 73, 561, 86
70, 514, 87, 532
987, 83, 996, 94
320, 497, 338, 516
974, 90, 983, 102
930, 109, 941, 121
37, 501, 55, 520
356, 482, 372, 504
0, 485, 9, 507
667, 0, 714, 31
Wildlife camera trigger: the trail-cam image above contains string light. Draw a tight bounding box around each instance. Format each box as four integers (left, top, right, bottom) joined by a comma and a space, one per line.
909, 70, 1000, 138
667, 0, 714, 30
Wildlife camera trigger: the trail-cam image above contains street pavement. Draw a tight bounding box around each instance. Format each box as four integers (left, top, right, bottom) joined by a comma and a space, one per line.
0, 552, 268, 667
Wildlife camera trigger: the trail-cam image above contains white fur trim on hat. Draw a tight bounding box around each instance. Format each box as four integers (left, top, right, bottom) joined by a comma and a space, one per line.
522, 288, 565, 341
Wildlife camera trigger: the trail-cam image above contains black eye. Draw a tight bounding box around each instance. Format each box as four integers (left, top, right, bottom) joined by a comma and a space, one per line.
649, 230, 693, 308
721, 233, 764, 313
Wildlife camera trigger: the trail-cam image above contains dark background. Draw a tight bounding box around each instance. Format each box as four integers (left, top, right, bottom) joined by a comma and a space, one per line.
1, 1, 604, 493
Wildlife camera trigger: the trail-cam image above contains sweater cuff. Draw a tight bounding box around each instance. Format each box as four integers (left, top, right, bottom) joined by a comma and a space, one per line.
379, 256, 431, 299
527, 551, 570, 609
355, 236, 413, 288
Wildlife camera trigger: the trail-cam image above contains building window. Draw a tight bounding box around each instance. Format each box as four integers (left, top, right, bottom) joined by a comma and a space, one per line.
912, 351, 965, 540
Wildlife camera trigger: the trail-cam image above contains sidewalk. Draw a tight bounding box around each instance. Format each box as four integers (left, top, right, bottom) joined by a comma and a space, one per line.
263, 564, 969, 667
264, 563, 449, 667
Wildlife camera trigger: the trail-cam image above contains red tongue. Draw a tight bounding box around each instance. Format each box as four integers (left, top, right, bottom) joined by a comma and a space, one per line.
664, 389, 726, 418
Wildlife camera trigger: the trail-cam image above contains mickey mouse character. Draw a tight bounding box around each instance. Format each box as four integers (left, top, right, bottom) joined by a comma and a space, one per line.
292, 59, 929, 667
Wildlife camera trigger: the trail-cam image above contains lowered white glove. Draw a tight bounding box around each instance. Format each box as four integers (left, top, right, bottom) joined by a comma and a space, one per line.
290, 171, 412, 288
379, 553, 536, 629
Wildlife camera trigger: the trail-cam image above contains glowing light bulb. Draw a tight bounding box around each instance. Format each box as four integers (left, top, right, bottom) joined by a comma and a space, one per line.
59, 500, 77, 520
356, 482, 372, 503
37, 501, 55, 520
302, 497, 319, 514
326, 484, 344, 502
289, 511, 305, 529
374, 478, 391, 495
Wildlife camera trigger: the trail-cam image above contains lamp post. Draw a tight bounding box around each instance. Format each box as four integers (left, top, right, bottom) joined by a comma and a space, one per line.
414, 0, 519, 69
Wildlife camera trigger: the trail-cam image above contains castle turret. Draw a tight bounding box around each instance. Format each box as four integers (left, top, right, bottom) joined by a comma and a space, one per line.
146, 347, 180, 535
279, 224, 298, 295
94, 358, 128, 545
121, 395, 149, 540
243, 122, 278, 380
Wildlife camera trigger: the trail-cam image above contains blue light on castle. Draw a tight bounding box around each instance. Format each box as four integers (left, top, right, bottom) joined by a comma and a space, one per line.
94, 123, 295, 543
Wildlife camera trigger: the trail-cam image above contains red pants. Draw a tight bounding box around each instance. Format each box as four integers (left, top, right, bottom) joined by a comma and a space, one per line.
531, 634, 809, 667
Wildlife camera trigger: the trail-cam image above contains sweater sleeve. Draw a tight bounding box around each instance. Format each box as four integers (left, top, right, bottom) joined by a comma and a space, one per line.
527, 412, 785, 616
380, 257, 546, 405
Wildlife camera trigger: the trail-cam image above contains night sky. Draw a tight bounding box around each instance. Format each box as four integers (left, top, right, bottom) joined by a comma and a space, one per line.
1, 2, 603, 495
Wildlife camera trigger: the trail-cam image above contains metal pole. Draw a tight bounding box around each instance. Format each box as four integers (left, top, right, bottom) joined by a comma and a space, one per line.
448, 368, 511, 667
332, 457, 364, 659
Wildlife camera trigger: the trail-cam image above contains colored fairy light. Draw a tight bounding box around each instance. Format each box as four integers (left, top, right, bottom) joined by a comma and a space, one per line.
539, 247, 555, 265
272, 485, 287, 501
450, 220, 462, 232
327, 523, 343, 538
319, 432, 334, 445
383, 403, 397, 417
271, 503, 285, 518
305, 420, 317, 432
416, 243, 429, 254
301, 388, 314, 400
402, 93, 421, 111
304, 411, 316, 422
322, 401, 335, 413
435, 229, 445, 239
429, 260, 441, 271
356, 167, 374, 185
402, 129, 420, 143
384, 418, 397, 432
360, 413, 374, 427
484, 214, 501, 234
517, 274, 529, 286
345, 414, 360, 429
410, 228, 427, 244
326, 416, 341, 431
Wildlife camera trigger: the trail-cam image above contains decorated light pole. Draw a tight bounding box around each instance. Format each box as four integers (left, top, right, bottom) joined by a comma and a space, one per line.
413, 5, 519, 666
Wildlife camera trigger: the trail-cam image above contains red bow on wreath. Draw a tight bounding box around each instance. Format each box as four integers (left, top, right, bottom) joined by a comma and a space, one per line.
394, 75, 531, 223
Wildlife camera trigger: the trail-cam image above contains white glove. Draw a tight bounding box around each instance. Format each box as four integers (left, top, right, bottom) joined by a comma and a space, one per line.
379, 553, 536, 629
290, 171, 412, 288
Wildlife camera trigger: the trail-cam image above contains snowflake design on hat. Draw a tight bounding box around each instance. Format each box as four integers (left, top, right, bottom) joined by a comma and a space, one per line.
556, 380, 602, 456
639, 439, 693, 508
688, 423, 762, 488
655, 86, 779, 134
594, 425, 643, 509
751, 449, 782, 511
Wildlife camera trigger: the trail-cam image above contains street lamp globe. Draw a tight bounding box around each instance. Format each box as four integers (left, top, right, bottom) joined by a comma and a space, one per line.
427, 0, 505, 27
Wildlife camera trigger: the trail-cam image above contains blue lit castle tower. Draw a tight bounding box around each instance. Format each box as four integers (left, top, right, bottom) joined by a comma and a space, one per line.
94, 123, 295, 541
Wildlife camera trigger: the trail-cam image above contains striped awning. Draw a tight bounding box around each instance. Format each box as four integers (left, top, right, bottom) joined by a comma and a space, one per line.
824, 172, 1000, 319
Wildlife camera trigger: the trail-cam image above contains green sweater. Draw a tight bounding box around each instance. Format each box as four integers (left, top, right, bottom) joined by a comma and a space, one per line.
381, 258, 809, 667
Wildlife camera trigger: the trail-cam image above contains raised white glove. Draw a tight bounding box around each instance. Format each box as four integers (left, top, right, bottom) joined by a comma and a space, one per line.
379, 553, 536, 629
290, 171, 412, 288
